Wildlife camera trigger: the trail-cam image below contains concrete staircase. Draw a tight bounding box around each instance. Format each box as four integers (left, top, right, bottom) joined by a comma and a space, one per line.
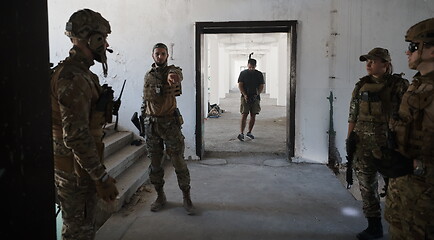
95, 123, 150, 228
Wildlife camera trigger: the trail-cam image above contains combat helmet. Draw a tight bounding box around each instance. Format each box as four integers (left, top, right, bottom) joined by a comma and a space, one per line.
405, 17, 434, 43
65, 9, 112, 77
65, 9, 111, 39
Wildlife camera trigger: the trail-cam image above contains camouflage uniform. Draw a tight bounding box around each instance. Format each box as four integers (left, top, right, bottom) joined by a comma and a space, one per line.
51, 9, 118, 240
383, 17, 434, 240
348, 73, 408, 218
51, 46, 108, 240
141, 63, 190, 191
386, 71, 434, 239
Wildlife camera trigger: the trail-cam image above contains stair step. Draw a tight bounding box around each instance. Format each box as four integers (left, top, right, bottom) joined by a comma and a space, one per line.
103, 122, 117, 138
93, 126, 150, 229
103, 131, 133, 158
113, 156, 150, 211
104, 143, 147, 179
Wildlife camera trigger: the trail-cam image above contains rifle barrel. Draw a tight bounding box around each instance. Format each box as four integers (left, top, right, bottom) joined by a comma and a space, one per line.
118, 80, 126, 100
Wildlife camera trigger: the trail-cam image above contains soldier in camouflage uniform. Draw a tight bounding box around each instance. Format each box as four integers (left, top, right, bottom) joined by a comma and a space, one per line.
141, 43, 195, 215
51, 9, 119, 240
347, 47, 409, 240
385, 18, 434, 240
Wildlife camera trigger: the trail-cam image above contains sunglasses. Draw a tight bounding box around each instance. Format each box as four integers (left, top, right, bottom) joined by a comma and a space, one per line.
408, 42, 420, 53
408, 42, 419, 53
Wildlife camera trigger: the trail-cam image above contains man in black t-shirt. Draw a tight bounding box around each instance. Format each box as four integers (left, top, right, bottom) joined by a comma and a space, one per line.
237, 57, 265, 141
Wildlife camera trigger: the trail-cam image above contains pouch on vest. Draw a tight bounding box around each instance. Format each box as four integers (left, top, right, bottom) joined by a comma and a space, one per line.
144, 83, 163, 101
407, 87, 434, 110
358, 82, 386, 122
96, 84, 114, 123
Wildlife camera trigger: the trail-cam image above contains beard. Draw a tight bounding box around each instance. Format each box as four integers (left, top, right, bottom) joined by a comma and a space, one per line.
155, 60, 167, 67
408, 56, 422, 70
408, 61, 418, 70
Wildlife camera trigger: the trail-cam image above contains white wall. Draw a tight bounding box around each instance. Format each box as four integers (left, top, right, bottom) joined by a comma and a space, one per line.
218, 47, 230, 99
233, 58, 245, 89
204, 37, 210, 119
208, 36, 219, 106
48, 0, 434, 163
278, 35, 288, 106
266, 46, 279, 99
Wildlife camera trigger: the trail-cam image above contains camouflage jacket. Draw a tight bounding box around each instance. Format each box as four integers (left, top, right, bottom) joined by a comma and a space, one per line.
51, 46, 106, 181
141, 63, 183, 117
348, 74, 409, 135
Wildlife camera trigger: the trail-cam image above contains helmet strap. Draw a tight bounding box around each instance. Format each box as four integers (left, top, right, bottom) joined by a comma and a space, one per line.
102, 61, 108, 77
87, 33, 109, 77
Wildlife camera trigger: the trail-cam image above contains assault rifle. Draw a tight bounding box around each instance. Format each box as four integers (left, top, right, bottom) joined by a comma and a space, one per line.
327, 91, 341, 174
131, 112, 145, 137
113, 80, 126, 130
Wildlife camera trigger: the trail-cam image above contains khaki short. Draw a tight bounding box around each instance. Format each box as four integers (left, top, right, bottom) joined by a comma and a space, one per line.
240, 96, 261, 114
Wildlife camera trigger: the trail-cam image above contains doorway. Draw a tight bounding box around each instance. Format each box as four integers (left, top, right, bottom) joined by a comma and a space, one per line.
195, 21, 298, 160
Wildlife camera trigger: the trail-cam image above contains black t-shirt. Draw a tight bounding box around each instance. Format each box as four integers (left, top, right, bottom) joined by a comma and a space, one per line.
237, 69, 264, 97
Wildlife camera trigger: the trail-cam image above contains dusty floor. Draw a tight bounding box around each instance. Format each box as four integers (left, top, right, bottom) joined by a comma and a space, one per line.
203, 90, 287, 154
203, 89, 385, 202
96, 90, 389, 240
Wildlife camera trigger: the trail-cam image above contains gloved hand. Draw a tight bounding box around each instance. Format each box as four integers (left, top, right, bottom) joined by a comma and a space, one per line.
373, 147, 413, 178
95, 174, 119, 202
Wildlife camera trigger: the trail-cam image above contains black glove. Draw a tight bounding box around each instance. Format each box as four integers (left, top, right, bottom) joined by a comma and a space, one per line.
374, 147, 412, 178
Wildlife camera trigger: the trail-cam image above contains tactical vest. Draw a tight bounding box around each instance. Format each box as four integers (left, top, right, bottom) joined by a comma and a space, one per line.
143, 65, 182, 101
393, 77, 434, 158
357, 76, 391, 123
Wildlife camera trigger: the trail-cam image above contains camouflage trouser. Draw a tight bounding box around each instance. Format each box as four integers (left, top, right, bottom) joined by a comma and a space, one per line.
354, 155, 381, 218
145, 116, 190, 191
385, 158, 434, 240
385, 176, 411, 240
353, 132, 386, 218
54, 169, 97, 240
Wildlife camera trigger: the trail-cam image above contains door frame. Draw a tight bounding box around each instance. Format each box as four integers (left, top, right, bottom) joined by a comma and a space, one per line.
195, 20, 298, 160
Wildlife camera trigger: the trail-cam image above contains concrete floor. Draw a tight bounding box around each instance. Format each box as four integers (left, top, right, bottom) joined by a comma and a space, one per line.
96, 90, 389, 240
203, 90, 287, 154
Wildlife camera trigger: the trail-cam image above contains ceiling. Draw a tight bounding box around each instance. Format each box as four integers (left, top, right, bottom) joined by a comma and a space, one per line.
209, 33, 286, 58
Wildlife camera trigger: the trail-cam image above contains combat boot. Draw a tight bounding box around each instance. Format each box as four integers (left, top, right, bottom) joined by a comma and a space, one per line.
182, 188, 196, 215
150, 187, 167, 212
356, 217, 383, 240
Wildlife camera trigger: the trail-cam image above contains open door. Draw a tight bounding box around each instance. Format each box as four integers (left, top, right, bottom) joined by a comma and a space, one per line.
195, 21, 298, 160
